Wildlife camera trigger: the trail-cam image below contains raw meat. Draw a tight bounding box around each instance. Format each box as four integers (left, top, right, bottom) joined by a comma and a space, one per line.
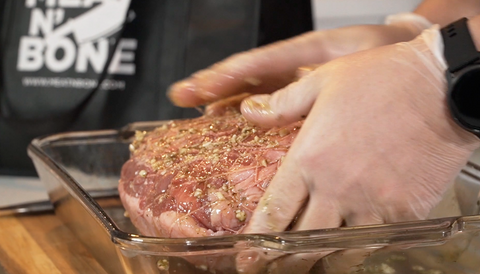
119, 110, 302, 238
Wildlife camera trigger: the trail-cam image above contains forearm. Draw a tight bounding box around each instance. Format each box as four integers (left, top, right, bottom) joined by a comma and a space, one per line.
468, 14, 480, 51
414, 0, 480, 26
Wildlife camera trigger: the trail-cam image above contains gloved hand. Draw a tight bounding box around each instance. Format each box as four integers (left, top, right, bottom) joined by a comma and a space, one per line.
167, 13, 432, 108
240, 26, 480, 236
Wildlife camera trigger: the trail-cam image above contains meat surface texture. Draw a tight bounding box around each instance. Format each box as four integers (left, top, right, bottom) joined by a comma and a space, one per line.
119, 110, 302, 238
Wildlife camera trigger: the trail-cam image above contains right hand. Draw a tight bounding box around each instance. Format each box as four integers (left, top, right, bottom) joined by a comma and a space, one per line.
235, 24, 480, 274
168, 18, 428, 108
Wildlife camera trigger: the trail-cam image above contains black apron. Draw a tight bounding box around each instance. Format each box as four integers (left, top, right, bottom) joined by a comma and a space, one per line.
0, 0, 312, 176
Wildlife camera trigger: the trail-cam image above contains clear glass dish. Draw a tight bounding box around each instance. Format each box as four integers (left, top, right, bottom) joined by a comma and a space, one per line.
28, 121, 480, 274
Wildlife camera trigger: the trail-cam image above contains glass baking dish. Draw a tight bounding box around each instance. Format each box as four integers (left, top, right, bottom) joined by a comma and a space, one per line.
28, 121, 480, 274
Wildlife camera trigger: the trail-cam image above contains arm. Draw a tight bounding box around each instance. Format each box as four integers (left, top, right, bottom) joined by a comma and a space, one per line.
168, 1, 480, 109
415, 0, 480, 26
468, 9, 480, 49
167, 23, 422, 108
167, 10, 429, 108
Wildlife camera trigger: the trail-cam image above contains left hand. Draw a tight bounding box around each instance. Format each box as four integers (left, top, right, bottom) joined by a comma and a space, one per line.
167, 19, 428, 108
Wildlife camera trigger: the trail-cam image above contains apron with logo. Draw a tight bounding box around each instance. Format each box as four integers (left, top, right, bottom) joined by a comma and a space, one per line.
0, 0, 312, 176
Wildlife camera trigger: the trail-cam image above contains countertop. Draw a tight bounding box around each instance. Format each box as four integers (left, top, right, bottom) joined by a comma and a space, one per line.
0, 176, 104, 273
0, 175, 122, 274
0, 212, 108, 274
0, 176, 48, 208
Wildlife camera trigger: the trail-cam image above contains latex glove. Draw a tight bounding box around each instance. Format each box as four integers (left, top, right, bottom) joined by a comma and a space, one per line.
167, 13, 431, 108
240, 26, 480, 236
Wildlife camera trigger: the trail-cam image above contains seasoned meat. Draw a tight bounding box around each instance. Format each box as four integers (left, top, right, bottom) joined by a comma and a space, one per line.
119, 110, 301, 238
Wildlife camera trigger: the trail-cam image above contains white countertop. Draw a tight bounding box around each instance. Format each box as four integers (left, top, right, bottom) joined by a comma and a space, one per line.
0, 176, 48, 207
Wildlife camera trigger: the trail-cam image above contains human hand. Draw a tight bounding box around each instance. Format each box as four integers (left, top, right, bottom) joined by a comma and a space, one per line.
240, 27, 480, 236
168, 14, 431, 108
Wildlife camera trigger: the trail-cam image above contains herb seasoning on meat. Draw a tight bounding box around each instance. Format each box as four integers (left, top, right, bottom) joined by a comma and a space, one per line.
119, 110, 302, 237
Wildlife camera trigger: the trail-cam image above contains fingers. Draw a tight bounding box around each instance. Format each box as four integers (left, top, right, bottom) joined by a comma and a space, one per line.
266, 252, 330, 274
204, 93, 251, 116
320, 249, 381, 274
167, 24, 423, 108
243, 159, 309, 234
240, 72, 321, 128
204, 63, 322, 117
259, 204, 381, 274
266, 249, 380, 274
167, 32, 329, 107
295, 64, 321, 79
236, 250, 274, 274
290, 197, 343, 231
343, 213, 384, 227
243, 153, 341, 234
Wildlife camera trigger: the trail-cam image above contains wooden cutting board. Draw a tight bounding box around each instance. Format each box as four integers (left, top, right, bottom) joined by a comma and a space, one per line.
0, 212, 108, 274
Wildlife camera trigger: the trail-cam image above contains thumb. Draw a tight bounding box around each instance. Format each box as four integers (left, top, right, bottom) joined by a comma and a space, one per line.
240, 72, 322, 127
